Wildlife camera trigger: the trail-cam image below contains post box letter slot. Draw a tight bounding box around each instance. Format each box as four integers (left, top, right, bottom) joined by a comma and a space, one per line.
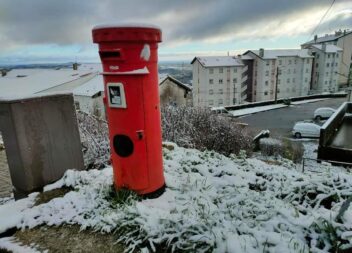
113, 135, 134, 157
99, 50, 121, 60
107, 83, 127, 108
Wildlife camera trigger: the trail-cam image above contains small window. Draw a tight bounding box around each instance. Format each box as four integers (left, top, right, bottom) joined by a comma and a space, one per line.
264, 91, 268, 95
306, 68, 309, 73
288, 69, 291, 74
279, 60, 282, 65
278, 79, 281, 84
218, 99, 223, 105
328, 54, 330, 58
293, 69, 296, 74
209, 89, 214, 95
288, 60, 292, 64
233, 98, 236, 104
277, 89, 280, 93
326, 72, 328, 76
278, 69, 282, 75
219, 79, 223, 84
233, 78, 237, 83
209, 100, 214, 106
335, 62, 338, 66
209, 68, 214, 74
316, 63, 319, 68
317, 54, 320, 59
294, 59, 297, 64
234, 68, 237, 73
265, 70, 269, 76
327, 63, 330, 67
306, 59, 310, 64
209, 79, 214, 84
305, 78, 308, 82
292, 78, 295, 83
265, 80, 269, 86
219, 89, 223, 94
219, 68, 223, 73
287, 78, 290, 83
266, 61, 269, 66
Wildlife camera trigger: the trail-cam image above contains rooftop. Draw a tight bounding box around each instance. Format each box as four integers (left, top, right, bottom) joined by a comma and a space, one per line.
302, 30, 352, 46
245, 49, 313, 59
310, 44, 343, 53
191, 56, 244, 67
159, 75, 192, 91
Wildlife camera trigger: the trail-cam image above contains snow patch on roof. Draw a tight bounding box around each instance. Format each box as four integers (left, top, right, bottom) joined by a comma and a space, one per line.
250, 49, 313, 59
73, 74, 104, 97
194, 56, 244, 67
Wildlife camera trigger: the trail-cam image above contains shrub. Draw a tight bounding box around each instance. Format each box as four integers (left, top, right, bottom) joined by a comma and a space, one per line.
161, 106, 254, 156
283, 98, 291, 105
259, 138, 304, 163
76, 111, 110, 169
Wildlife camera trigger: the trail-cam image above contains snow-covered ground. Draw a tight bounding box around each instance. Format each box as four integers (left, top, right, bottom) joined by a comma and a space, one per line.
1, 142, 352, 252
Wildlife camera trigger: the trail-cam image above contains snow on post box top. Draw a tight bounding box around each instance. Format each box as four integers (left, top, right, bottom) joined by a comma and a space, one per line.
92, 23, 162, 43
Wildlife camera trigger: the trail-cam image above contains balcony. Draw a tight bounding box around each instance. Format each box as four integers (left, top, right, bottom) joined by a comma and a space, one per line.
241, 75, 248, 83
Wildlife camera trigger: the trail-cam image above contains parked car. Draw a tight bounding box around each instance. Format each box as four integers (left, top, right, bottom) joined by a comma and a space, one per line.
292, 122, 321, 138
314, 107, 335, 120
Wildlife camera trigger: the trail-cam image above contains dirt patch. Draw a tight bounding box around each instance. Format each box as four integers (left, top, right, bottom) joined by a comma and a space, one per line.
15, 225, 126, 253
34, 188, 72, 206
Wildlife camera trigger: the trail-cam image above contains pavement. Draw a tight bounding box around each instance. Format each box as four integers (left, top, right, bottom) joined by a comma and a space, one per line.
239, 97, 347, 137
0, 150, 12, 198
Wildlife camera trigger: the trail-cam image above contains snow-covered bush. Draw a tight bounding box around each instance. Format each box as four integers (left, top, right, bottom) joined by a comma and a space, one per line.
260, 138, 304, 163
161, 106, 253, 156
76, 111, 110, 169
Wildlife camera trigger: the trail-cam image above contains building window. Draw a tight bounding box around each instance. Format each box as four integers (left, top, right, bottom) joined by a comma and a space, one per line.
305, 78, 308, 82
265, 70, 269, 76
335, 62, 338, 66
209, 100, 214, 106
306, 68, 309, 73
325, 81, 328, 84
209, 68, 214, 74
278, 79, 281, 84
233, 78, 237, 83
277, 89, 280, 93
293, 69, 296, 74
327, 63, 330, 67
288, 69, 291, 74
209, 79, 214, 84
316, 63, 319, 68
278, 69, 282, 75
264, 91, 268, 96
292, 78, 295, 83
218, 99, 223, 105
294, 59, 297, 64
326, 72, 328, 76
233, 98, 236, 104
289, 60, 292, 64
317, 54, 320, 59
209, 89, 214, 95
306, 59, 310, 64
328, 54, 330, 58
219, 79, 223, 84
265, 80, 269, 86
234, 68, 237, 73
279, 60, 282, 65
292, 88, 296, 92
287, 78, 290, 83
219, 68, 223, 73
266, 61, 269, 66
336, 53, 339, 58
219, 89, 223, 94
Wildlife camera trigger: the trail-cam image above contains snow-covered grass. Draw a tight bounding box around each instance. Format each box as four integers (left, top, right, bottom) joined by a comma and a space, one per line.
2, 142, 352, 252
0, 237, 42, 253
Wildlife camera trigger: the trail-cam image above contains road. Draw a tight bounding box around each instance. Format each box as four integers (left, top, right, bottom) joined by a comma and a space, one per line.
239, 97, 347, 137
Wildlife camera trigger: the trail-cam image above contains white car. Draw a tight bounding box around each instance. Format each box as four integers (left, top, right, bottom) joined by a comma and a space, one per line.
314, 107, 335, 120
292, 122, 321, 138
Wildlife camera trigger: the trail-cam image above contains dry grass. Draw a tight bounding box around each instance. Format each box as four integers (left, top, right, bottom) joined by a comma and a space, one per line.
15, 225, 126, 253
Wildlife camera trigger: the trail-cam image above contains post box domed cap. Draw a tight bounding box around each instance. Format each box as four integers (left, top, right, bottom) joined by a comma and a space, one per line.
92, 23, 162, 43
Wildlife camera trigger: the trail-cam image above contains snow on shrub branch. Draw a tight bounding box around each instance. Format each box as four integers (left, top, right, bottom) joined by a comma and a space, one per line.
13, 143, 352, 252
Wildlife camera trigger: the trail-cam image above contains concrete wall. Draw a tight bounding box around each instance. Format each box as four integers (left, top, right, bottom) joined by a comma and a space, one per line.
0, 93, 84, 198
75, 94, 105, 119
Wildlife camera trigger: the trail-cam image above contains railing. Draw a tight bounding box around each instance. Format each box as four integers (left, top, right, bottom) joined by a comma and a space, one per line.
241, 75, 248, 83
242, 65, 248, 73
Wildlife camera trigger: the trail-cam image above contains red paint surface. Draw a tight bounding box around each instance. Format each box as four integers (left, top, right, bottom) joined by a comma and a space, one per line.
92, 26, 164, 194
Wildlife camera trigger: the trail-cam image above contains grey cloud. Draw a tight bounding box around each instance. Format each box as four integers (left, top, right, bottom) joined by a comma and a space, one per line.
0, 0, 350, 48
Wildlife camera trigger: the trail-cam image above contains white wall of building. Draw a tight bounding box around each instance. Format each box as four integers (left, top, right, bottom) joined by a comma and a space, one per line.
192, 58, 245, 108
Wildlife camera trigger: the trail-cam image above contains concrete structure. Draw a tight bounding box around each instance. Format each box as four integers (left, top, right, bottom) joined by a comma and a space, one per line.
243, 49, 313, 102
308, 44, 343, 93
191, 56, 247, 107
302, 30, 352, 86
159, 75, 192, 106
0, 93, 84, 199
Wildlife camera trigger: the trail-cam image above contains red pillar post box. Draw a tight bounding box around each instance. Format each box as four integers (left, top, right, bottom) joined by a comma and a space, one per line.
92, 24, 165, 196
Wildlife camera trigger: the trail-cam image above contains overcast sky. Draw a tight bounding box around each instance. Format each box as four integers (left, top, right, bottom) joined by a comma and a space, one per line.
0, 0, 351, 64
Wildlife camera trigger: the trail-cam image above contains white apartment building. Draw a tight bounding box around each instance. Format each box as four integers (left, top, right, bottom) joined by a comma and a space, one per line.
191, 56, 247, 107
302, 30, 352, 86
308, 44, 342, 93
243, 49, 313, 102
